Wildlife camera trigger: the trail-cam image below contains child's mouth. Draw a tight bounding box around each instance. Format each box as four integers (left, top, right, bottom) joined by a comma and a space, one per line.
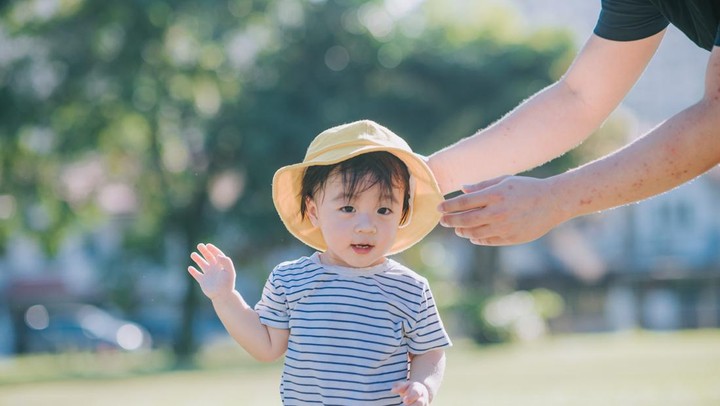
351, 244, 374, 252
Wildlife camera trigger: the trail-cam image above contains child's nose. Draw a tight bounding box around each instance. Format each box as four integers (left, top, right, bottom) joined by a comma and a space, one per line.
354, 214, 376, 233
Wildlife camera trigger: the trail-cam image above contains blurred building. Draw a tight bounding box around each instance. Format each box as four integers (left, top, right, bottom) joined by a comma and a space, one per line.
499, 167, 720, 333
497, 0, 719, 334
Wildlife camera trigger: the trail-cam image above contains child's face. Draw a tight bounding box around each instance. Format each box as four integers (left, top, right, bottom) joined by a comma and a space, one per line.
305, 172, 405, 268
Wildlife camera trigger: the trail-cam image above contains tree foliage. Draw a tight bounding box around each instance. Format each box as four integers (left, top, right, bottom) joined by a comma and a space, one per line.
1, 0, 576, 356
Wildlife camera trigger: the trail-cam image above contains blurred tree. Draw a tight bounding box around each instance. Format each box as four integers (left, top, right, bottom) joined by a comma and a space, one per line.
1, 0, 580, 355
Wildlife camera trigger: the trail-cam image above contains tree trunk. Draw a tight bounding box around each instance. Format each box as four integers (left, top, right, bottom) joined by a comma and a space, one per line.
173, 194, 206, 366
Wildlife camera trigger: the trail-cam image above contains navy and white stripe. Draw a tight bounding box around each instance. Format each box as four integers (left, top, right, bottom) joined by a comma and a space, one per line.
255, 252, 451, 406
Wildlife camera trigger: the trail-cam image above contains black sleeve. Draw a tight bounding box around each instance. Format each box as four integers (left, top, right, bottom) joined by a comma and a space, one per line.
594, 0, 669, 42
715, 24, 720, 48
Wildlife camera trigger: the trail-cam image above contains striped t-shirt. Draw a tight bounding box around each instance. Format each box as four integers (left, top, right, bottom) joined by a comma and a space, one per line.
255, 252, 452, 406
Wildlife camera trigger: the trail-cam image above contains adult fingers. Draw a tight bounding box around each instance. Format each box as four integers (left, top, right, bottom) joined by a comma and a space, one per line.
453, 223, 499, 240
470, 236, 506, 246
461, 175, 509, 194
440, 198, 500, 229
438, 190, 491, 217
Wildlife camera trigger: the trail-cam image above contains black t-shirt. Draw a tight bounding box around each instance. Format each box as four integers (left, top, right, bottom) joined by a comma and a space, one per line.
594, 0, 720, 51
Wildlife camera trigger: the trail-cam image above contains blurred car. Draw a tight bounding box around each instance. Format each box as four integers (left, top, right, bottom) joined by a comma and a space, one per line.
22, 303, 152, 353
134, 307, 229, 350
134, 307, 180, 349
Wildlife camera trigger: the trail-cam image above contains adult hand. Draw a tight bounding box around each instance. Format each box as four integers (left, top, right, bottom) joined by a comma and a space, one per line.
438, 175, 571, 246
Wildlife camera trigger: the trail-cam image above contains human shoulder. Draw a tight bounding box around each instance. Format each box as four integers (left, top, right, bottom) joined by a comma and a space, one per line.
595, 0, 668, 42
383, 259, 431, 289
271, 254, 322, 276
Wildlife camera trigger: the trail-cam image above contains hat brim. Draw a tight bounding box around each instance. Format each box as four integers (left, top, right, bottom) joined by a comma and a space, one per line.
272, 145, 442, 255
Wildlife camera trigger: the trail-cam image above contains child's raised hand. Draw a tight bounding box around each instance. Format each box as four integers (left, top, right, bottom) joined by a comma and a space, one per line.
187, 243, 237, 301
391, 381, 430, 406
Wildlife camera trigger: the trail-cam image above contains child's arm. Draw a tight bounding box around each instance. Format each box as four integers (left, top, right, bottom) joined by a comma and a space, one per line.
391, 349, 446, 405
188, 243, 289, 362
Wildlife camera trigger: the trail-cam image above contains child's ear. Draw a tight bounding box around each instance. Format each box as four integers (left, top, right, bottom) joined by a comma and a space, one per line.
305, 197, 319, 227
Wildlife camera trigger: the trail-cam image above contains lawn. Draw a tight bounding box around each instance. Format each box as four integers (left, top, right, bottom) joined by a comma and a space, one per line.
1, 330, 719, 405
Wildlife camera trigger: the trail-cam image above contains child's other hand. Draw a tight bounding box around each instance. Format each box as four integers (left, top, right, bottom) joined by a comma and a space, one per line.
391, 381, 430, 406
187, 243, 236, 301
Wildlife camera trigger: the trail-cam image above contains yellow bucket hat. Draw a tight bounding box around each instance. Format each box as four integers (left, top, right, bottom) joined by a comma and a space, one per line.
272, 120, 442, 255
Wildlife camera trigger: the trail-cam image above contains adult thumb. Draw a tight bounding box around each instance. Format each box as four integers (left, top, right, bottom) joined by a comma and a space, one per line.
462, 175, 509, 194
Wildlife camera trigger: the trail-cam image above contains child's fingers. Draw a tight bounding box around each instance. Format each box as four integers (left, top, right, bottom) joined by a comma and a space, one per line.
190, 252, 209, 270
393, 382, 426, 406
205, 243, 226, 259
391, 381, 409, 395
403, 388, 425, 406
402, 393, 421, 405
187, 266, 203, 282
196, 243, 217, 265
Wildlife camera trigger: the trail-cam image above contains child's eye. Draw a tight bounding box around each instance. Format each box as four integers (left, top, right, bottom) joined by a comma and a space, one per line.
377, 207, 393, 215
340, 206, 355, 213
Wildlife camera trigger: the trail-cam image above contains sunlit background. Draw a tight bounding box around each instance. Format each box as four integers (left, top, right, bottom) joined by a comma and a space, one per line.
1, 0, 719, 405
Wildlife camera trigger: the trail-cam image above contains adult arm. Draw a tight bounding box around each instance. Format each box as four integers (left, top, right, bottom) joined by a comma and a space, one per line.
428, 32, 665, 195
552, 44, 720, 212
188, 243, 289, 361
435, 40, 720, 246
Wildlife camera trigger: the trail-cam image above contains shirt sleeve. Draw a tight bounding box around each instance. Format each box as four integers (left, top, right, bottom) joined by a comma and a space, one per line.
594, 0, 669, 42
254, 269, 290, 329
405, 284, 452, 354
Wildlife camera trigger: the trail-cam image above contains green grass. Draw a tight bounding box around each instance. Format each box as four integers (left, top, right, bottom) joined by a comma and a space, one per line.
1, 330, 719, 405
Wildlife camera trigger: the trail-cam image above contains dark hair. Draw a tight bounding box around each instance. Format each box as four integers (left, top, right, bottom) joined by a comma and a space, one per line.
300, 151, 411, 224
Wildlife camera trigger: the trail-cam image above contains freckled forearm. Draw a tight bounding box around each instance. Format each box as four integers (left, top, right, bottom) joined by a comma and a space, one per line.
552, 99, 720, 219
